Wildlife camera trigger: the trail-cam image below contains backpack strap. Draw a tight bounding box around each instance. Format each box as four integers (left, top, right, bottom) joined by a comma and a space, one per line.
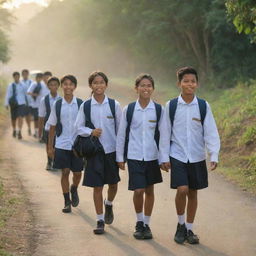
169, 97, 178, 127
44, 95, 51, 124
197, 97, 207, 125
76, 98, 83, 109
153, 102, 162, 148
83, 99, 95, 129
108, 98, 117, 134
55, 99, 63, 137
124, 102, 136, 161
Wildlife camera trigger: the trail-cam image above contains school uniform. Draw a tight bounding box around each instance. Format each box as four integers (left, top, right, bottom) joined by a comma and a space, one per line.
74, 95, 122, 187
116, 100, 163, 191
159, 95, 220, 190
21, 79, 33, 115
47, 96, 84, 172
27, 81, 49, 121
5, 82, 27, 120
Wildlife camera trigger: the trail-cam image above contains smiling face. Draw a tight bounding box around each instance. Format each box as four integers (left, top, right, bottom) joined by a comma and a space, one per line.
178, 74, 198, 96
61, 79, 76, 96
136, 78, 154, 100
89, 75, 108, 96
48, 80, 59, 94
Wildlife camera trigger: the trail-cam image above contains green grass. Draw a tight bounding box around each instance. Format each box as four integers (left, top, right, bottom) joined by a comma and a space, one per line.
0, 250, 13, 256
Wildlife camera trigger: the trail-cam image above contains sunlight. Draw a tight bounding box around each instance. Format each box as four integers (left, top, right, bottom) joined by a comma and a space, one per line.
3, 0, 49, 9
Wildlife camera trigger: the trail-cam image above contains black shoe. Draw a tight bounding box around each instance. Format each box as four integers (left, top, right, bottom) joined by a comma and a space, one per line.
93, 220, 105, 235
143, 224, 153, 239
133, 221, 145, 240
12, 130, 16, 138
18, 132, 22, 140
104, 201, 114, 224
70, 185, 79, 207
186, 230, 199, 244
33, 133, 37, 138
62, 201, 71, 213
174, 223, 187, 244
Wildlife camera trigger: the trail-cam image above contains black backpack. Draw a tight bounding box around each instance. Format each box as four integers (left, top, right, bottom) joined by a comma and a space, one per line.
8, 83, 18, 109
32, 82, 42, 100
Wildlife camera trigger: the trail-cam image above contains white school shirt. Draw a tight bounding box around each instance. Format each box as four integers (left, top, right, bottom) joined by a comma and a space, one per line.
39, 94, 60, 131
47, 96, 81, 150
4, 82, 27, 106
74, 95, 122, 154
27, 82, 49, 108
158, 95, 220, 164
21, 79, 33, 106
116, 100, 163, 162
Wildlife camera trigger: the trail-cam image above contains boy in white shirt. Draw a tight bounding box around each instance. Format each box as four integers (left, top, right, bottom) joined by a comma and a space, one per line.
159, 67, 220, 244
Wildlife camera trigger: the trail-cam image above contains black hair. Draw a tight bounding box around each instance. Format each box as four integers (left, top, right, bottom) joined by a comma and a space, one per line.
88, 71, 108, 85
36, 73, 43, 79
177, 67, 198, 82
13, 72, 20, 77
135, 73, 155, 88
43, 71, 52, 76
21, 69, 29, 74
47, 76, 60, 86
61, 75, 77, 86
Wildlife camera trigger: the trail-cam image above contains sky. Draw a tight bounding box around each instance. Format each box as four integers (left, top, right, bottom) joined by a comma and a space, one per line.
3, 0, 50, 9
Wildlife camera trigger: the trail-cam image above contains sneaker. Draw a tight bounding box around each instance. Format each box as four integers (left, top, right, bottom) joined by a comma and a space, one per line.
174, 223, 187, 244
70, 185, 79, 207
186, 230, 199, 244
104, 200, 114, 224
12, 130, 16, 138
143, 224, 153, 239
133, 221, 144, 240
62, 201, 71, 213
93, 220, 105, 235
18, 132, 22, 140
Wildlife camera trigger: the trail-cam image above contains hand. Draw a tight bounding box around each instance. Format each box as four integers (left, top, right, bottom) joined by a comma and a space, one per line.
210, 162, 218, 171
160, 162, 171, 172
47, 147, 55, 159
117, 162, 125, 170
91, 128, 102, 137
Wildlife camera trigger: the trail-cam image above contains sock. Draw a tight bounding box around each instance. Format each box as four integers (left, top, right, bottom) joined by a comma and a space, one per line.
178, 214, 185, 225
186, 222, 193, 231
105, 199, 112, 206
63, 192, 70, 204
144, 215, 151, 226
136, 212, 144, 222
96, 214, 104, 221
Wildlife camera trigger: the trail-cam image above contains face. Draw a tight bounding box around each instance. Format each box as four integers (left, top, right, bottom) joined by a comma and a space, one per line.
136, 78, 154, 100
61, 79, 76, 95
43, 75, 51, 84
48, 81, 59, 94
90, 75, 107, 96
36, 76, 42, 83
178, 74, 198, 96
13, 75, 20, 83
22, 72, 29, 80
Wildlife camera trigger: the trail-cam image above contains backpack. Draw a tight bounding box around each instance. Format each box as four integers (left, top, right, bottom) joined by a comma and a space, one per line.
124, 101, 162, 161
169, 97, 207, 126
8, 83, 18, 109
55, 98, 83, 137
32, 82, 42, 100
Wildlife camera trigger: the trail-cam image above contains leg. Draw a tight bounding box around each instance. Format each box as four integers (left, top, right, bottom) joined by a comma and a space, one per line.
17, 117, 23, 139
11, 119, 16, 131
144, 185, 154, 217
61, 168, 71, 213
93, 186, 104, 215
70, 172, 82, 207
72, 172, 82, 187
186, 189, 198, 226
25, 114, 31, 131
107, 183, 118, 202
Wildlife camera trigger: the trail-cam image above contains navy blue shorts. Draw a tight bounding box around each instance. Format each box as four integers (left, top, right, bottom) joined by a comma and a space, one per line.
10, 104, 26, 120
170, 157, 208, 190
24, 105, 31, 116
83, 152, 120, 187
53, 148, 84, 172
31, 108, 39, 121
127, 159, 163, 191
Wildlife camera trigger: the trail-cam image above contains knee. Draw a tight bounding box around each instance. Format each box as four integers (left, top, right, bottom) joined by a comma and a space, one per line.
108, 184, 117, 191
177, 186, 189, 197
145, 186, 154, 196
134, 189, 145, 197
188, 189, 197, 200
94, 187, 103, 194
62, 169, 70, 178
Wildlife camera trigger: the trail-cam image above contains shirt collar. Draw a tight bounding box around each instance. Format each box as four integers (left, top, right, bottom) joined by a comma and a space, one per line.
91, 94, 108, 105
49, 93, 60, 100
178, 95, 198, 105
62, 96, 77, 105
135, 99, 155, 111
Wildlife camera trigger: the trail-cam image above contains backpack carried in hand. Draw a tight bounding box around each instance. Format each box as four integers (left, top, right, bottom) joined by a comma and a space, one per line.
8, 83, 18, 109
73, 98, 116, 158
32, 83, 42, 100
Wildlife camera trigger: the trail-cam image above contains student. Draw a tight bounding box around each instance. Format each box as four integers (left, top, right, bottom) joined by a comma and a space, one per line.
75, 71, 122, 235
116, 74, 163, 240
21, 69, 33, 135
159, 67, 220, 244
47, 75, 84, 213
27, 73, 49, 138
4, 72, 27, 139
38, 76, 61, 171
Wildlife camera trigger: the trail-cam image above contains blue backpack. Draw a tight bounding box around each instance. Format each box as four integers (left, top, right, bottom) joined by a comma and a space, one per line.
124, 101, 162, 161
55, 98, 83, 137
169, 97, 207, 126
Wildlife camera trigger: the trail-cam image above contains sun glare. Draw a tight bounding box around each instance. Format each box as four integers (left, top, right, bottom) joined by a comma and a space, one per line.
3, 0, 49, 9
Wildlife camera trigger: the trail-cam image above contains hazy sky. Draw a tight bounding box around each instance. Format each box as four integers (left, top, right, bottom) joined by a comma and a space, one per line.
3, 0, 50, 9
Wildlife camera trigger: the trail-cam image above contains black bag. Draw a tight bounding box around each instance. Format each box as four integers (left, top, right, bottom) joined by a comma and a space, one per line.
8, 83, 18, 108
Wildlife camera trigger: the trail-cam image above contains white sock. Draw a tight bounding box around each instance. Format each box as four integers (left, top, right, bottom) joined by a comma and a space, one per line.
136, 212, 144, 222
105, 199, 112, 206
186, 222, 193, 231
178, 214, 185, 225
96, 214, 104, 221
144, 215, 151, 226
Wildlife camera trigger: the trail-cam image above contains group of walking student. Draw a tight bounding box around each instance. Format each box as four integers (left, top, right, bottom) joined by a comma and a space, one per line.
5, 67, 220, 245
